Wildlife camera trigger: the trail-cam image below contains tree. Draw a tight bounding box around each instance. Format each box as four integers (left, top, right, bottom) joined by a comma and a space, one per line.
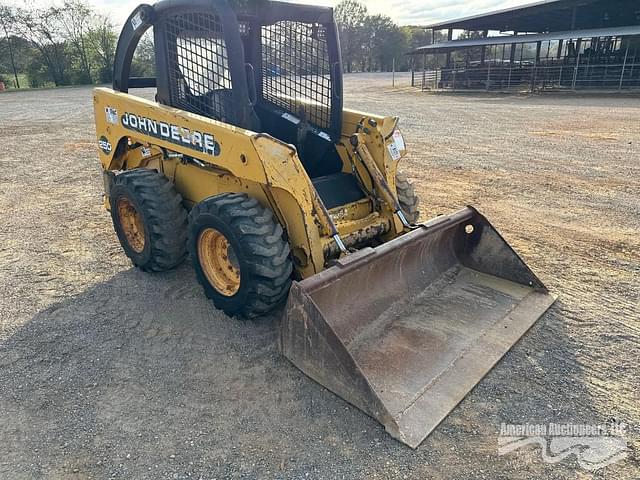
3, 0, 417, 88
364, 14, 407, 72
403, 26, 447, 70
26, 55, 51, 87
334, 0, 368, 73
130, 31, 155, 78
404, 26, 433, 50
14, 6, 70, 85
1, 34, 37, 87
455, 30, 484, 65
334, 0, 415, 73
52, 0, 95, 83
2, 2, 117, 87
89, 16, 117, 83
0, 5, 20, 87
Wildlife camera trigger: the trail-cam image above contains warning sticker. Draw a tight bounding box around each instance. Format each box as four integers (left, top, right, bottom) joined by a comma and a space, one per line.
392, 129, 405, 151
281, 112, 300, 124
387, 142, 401, 160
105, 107, 118, 125
317, 131, 331, 142
130, 12, 143, 30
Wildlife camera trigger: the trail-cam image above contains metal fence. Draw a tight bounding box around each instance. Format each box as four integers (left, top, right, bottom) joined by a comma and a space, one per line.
413, 61, 640, 92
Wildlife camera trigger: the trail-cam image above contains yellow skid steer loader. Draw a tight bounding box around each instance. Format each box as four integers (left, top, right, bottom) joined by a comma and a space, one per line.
93, 0, 555, 448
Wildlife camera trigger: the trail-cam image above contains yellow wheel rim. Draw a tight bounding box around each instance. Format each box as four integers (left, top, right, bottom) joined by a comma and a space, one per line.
117, 197, 145, 253
197, 228, 241, 296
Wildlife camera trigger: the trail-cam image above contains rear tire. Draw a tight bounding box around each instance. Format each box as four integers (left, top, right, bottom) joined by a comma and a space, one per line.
396, 171, 420, 223
109, 169, 187, 272
187, 193, 293, 318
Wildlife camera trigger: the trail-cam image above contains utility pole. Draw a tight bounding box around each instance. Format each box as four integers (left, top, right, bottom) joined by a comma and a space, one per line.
392, 58, 395, 87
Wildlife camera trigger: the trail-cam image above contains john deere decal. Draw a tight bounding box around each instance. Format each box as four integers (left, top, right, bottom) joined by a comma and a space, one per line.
120, 112, 221, 156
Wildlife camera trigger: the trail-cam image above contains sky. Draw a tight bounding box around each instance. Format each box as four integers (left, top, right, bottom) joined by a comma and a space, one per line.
10, 0, 536, 27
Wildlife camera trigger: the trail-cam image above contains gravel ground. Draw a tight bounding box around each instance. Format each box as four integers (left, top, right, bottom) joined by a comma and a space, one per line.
0, 73, 638, 479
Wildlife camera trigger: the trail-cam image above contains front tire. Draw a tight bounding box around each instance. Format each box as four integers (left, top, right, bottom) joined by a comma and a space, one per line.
109, 169, 187, 272
187, 193, 293, 318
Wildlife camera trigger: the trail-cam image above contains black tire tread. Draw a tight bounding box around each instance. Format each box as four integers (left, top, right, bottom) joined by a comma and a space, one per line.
112, 169, 187, 272
188, 193, 292, 318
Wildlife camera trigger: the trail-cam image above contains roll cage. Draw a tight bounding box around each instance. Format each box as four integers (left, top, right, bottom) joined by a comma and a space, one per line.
113, 0, 344, 175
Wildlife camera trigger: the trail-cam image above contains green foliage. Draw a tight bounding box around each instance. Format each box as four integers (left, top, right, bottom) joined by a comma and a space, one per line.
366, 14, 408, 71
0, 2, 116, 88
1, 0, 449, 88
25, 58, 51, 87
0, 35, 33, 72
88, 18, 117, 83
130, 31, 155, 78
52, 1, 95, 83
335, 0, 370, 72
334, 0, 423, 72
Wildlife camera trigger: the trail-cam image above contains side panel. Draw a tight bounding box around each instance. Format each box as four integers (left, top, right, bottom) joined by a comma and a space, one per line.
94, 88, 261, 179
93, 87, 328, 277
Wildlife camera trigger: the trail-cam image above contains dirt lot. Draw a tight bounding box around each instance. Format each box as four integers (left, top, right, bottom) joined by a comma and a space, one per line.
0, 73, 638, 479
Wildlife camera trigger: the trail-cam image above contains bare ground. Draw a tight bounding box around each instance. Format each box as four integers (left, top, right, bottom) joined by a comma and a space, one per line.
0, 73, 638, 479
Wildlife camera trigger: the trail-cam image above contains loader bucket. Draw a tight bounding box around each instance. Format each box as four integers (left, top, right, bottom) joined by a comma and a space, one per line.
280, 206, 556, 448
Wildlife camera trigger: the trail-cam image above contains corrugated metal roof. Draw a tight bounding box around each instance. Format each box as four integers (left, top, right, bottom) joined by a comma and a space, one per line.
409, 25, 640, 55
420, 0, 639, 34
423, 0, 568, 30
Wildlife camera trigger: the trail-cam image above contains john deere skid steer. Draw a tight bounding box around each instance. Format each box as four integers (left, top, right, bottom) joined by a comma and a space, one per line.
93, 0, 555, 448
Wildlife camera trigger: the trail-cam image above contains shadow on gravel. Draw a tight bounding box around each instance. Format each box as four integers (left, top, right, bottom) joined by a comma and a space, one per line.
0, 265, 632, 479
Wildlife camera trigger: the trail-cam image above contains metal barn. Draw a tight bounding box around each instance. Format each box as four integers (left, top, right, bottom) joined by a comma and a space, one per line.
409, 0, 640, 92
